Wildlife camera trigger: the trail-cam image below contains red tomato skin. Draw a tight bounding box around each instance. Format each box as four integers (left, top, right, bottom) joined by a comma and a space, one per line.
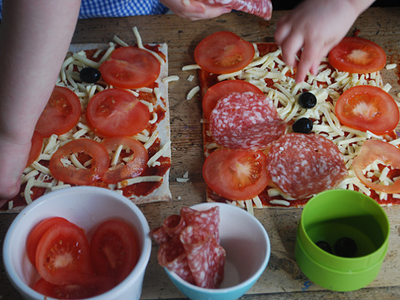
202, 80, 264, 120
26, 217, 71, 268
49, 139, 110, 185
353, 140, 400, 194
101, 137, 148, 184
99, 46, 161, 89
335, 85, 399, 135
202, 149, 270, 200
195, 31, 255, 74
86, 89, 150, 137
35, 222, 93, 285
328, 37, 386, 73
35, 86, 82, 138
26, 130, 44, 167
89, 219, 140, 284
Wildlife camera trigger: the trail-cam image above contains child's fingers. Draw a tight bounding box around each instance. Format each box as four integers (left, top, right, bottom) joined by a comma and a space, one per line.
274, 16, 291, 44
295, 43, 320, 82
279, 33, 304, 69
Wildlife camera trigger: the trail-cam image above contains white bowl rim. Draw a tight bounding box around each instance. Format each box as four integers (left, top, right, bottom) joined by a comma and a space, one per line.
3, 186, 152, 300
165, 202, 271, 294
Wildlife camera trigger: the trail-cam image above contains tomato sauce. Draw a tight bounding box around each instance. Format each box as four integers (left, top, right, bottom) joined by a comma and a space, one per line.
122, 156, 171, 198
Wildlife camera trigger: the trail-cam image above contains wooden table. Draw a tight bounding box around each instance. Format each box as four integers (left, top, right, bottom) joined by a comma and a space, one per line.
2, 6, 400, 300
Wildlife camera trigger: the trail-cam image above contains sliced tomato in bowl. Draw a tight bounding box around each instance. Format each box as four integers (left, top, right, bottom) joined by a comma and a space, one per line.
89, 219, 140, 285
202, 149, 270, 200
86, 89, 150, 137
26, 217, 71, 268
194, 31, 255, 74
202, 80, 264, 120
99, 46, 161, 89
35, 86, 81, 138
35, 221, 93, 285
49, 139, 110, 185
335, 85, 399, 135
328, 36, 386, 73
353, 140, 400, 194
101, 136, 148, 184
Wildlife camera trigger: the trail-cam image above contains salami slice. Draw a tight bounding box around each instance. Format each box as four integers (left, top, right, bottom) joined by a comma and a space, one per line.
180, 225, 225, 289
267, 133, 348, 199
200, 0, 273, 20
150, 226, 170, 245
209, 92, 286, 150
181, 206, 220, 242
150, 214, 186, 244
163, 214, 186, 238
157, 236, 195, 284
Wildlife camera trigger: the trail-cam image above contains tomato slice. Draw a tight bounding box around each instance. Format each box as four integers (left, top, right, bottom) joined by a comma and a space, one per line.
202, 149, 270, 200
101, 137, 148, 184
49, 139, 110, 185
26, 130, 44, 167
35, 86, 81, 138
35, 221, 93, 285
202, 80, 264, 120
328, 37, 386, 73
353, 140, 400, 194
26, 217, 71, 268
194, 31, 255, 74
89, 219, 140, 284
33, 276, 115, 299
86, 89, 150, 137
335, 85, 399, 135
99, 46, 161, 89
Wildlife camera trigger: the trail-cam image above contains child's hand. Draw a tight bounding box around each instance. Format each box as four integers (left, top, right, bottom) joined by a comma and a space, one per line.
0, 136, 31, 207
274, 0, 374, 82
161, 0, 231, 20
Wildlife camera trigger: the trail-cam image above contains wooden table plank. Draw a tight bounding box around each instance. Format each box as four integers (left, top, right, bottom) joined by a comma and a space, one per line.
1, 6, 400, 300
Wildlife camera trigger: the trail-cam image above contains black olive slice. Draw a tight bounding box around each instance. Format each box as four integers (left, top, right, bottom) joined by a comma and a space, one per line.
316, 240, 333, 254
298, 92, 317, 109
80, 67, 101, 83
292, 117, 313, 134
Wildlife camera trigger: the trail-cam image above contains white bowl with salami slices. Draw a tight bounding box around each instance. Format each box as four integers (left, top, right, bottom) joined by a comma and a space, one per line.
3, 186, 151, 300
157, 202, 271, 300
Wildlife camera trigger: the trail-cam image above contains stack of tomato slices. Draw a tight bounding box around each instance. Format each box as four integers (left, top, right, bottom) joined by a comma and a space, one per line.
27, 217, 139, 299
197, 31, 400, 202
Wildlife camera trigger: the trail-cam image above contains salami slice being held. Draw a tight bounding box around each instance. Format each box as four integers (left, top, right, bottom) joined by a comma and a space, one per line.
267, 133, 347, 199
210, 92, 286, 150
199, 0, 273, 20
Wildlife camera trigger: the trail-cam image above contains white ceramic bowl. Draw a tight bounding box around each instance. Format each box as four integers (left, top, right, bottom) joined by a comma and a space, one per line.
165, 202, 271, 300
3, 186, 151, 300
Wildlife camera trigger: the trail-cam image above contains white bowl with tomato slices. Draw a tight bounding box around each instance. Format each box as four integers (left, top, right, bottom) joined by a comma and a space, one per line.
3, 186, 151, 300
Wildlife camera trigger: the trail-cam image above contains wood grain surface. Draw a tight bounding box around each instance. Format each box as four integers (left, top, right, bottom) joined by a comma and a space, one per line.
1, 7, 400, 300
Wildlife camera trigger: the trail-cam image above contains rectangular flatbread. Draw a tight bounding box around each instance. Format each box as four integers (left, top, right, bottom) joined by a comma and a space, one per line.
1, 30, 172, 212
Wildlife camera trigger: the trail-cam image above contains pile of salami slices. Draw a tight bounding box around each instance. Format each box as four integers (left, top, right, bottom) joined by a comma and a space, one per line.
150, 206, 225, 288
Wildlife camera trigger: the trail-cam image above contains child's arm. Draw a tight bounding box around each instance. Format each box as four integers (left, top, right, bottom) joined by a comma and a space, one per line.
0, 0, 81, 205
274, 0, 376, 82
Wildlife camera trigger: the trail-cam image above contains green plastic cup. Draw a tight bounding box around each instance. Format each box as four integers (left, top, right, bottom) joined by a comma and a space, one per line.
295, 189, 390, 292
